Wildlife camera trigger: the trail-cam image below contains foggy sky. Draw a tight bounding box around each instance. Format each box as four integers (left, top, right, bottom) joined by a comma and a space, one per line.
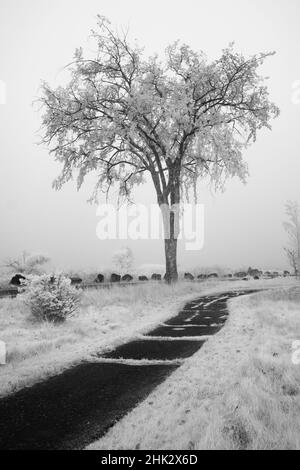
0, 0, 300, 272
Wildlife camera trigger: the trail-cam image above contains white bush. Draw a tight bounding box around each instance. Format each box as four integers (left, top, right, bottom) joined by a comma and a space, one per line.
23, 273, 80, 322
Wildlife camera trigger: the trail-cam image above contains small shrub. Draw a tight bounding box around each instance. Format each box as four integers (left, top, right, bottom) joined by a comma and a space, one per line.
23, 273, 81, 322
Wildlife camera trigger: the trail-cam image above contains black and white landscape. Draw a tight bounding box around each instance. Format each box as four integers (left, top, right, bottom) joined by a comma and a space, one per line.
0, 0, 300, 452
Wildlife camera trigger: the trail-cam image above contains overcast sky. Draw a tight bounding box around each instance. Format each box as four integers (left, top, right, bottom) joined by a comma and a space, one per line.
0, 0, 300, 273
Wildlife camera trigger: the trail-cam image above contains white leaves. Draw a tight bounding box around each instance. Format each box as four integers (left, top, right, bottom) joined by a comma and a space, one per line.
39, 19, 279, 202
22, 273, 81, 322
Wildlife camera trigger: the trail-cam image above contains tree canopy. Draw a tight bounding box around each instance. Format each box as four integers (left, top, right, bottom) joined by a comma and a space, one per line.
40, 16, 279, 206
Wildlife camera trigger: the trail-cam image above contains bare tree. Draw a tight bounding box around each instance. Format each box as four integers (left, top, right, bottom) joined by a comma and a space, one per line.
39, 16, 279, 282
283, 201, 300, 276
113, 246, 134, 273
284, 248, 298, 276
3, 251, 50, 275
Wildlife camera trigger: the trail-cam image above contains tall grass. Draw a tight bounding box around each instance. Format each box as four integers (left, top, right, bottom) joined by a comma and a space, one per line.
0, 280, 210, 397
200, 291, 300, 449
88, 286, 300, 450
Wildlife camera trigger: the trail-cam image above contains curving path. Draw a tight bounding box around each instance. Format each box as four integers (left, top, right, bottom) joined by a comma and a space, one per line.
0, 289, 257, 450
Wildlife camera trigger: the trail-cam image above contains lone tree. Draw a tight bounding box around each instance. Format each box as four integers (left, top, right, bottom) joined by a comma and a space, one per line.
39, 16, 279, 282
113, 246, 134, 274
283, 201, 300, 277
3, 251, 50, 275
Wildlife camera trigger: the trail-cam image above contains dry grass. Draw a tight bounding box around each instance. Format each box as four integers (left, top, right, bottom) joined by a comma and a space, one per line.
88, 285, 300, 450
0, 280, 227, 397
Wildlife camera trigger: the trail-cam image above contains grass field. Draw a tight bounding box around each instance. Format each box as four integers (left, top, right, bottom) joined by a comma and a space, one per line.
88, 285, 300, 450
1, 277, 299, 451
0, 279, 230, 397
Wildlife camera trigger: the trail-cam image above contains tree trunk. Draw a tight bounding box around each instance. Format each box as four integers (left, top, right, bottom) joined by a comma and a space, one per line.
160, 186, 180, 283
164, 238, 178, 283
154, 162, 181, 283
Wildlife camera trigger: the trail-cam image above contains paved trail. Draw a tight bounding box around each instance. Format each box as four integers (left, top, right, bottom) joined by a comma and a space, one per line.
0, 289, 257, 450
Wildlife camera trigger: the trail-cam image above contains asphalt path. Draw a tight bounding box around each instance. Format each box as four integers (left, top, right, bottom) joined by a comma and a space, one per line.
0, 289, 257, 449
